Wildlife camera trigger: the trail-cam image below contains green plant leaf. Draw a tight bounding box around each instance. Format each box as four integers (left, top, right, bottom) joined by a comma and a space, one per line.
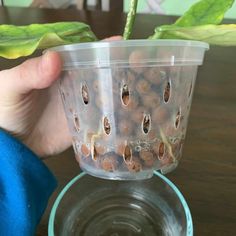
175, 0, 234, 26
150, 24, 236, 46
0, 22, 97, 59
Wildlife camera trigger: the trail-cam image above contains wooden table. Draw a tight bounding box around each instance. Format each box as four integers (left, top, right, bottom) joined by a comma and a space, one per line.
0, 6, 236, 236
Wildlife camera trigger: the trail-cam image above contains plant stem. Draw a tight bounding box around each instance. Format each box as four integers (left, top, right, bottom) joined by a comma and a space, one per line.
123, 0, 138, 40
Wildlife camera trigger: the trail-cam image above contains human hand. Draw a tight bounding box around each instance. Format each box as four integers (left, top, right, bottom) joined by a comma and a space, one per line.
0, 36, 122, 157
0, 51, 71, 157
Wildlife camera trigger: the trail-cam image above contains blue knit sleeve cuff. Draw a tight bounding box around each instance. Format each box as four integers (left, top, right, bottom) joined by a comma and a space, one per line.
0, 129, 57, 236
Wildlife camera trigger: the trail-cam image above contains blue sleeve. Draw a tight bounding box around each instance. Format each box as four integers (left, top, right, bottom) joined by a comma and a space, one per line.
0, 129, 57, 236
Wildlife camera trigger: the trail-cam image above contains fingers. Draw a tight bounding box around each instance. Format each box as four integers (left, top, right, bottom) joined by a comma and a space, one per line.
102, 35, 123, 41
0, 51, 62, 95
0, 36, 122, 96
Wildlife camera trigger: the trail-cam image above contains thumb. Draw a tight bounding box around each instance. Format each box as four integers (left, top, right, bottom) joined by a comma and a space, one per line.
0, 51, 62, 95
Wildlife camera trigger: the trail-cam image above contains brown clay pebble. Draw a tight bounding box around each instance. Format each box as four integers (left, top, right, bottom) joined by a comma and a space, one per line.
114, 69, 135, 83
114, 69, 125, 79
152, 106, 169, 124
136, 79, 151, 94
101, 155, 118, 172
131, 106, 146, 123
126, 96, 139, 110
94, 144, 106, 155
118, 120, 133, 135
144, 67, 165, 85
144, 158, 156, 167
81, 144, 90, 157
127, 70, 136, 84
142, 92, 161, 109
139, 150, 155, 167
126, 158, 142, 172
129, 50, 147, 74
139, 150, 154, 161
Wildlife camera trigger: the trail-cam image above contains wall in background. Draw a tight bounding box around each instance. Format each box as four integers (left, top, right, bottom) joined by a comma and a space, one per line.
124, 0, 236, 19
2, 0, 31, 6
1, 0, 103, 8
2, 0, 236, 19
